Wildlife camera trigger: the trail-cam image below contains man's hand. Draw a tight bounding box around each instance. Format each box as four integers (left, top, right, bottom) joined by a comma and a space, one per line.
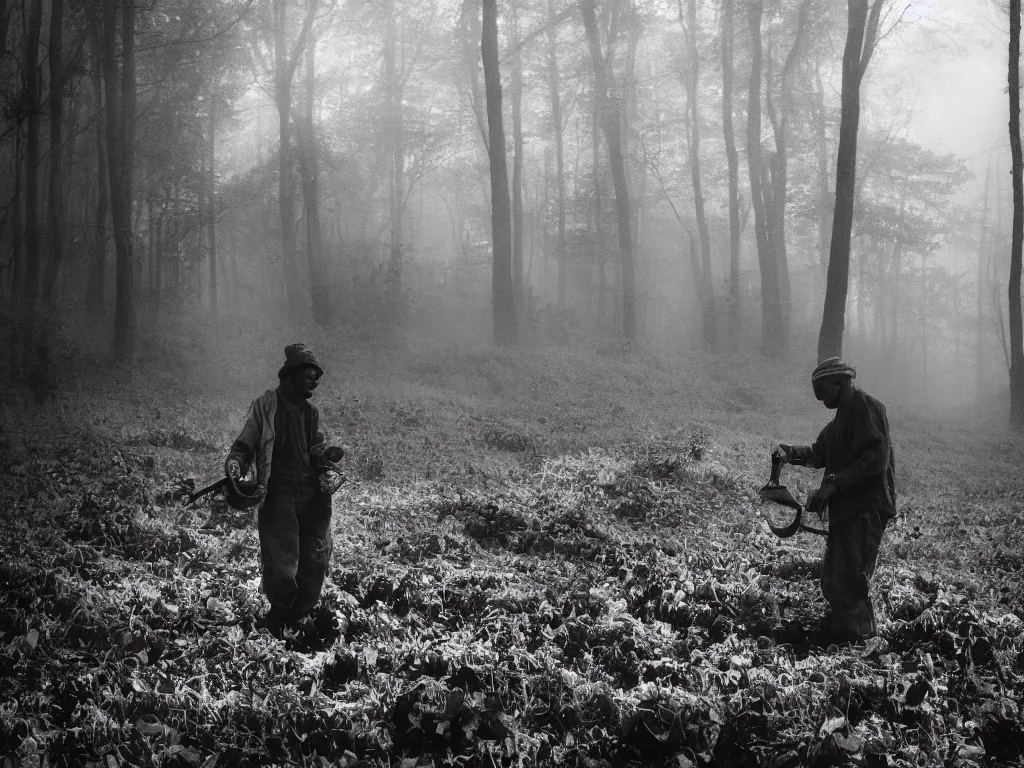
773, 444, 793, 464
225, 458, 242, 480
806, 483, 837, 517
322, 445, 345, 464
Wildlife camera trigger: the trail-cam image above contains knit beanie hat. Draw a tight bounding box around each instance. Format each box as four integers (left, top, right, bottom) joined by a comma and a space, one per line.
278, 343, 323, 380
811, 356, 856, 384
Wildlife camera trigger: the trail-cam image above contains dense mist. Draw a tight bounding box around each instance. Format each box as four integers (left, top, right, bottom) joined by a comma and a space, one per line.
0, 0, 1018, 413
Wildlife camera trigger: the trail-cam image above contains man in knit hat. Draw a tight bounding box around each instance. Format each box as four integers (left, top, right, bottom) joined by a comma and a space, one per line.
774, 357, 896, 643
225, 343, 345, 637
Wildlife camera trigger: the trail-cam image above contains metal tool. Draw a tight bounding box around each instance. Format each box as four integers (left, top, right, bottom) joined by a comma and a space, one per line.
188, 463, 346, 508
758, 451, 827, 538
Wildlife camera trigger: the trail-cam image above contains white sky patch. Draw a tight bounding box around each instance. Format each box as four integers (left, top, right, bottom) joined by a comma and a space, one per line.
867, 0, 1010, 195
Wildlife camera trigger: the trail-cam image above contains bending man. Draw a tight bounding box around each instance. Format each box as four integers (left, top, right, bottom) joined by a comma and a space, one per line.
775, 357, 896, 643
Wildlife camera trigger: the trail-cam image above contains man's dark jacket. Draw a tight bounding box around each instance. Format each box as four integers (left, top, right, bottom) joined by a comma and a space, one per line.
227, 389, 328, 493
789, 388, 896, 524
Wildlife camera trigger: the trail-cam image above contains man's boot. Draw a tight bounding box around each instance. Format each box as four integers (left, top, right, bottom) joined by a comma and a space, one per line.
254, 605, 287, 638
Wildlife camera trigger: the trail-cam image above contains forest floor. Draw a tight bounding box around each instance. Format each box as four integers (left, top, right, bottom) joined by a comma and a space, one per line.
3, 325, 1024, 768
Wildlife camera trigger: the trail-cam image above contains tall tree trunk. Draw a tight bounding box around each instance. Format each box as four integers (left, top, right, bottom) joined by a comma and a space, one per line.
977, 159, 992, 400
888, 176, 907, 367
764, 1, 809, 345
622, 11, 641, 255
873, 240, 885, 355
580, 0, 636, 342
35, 0, 66, 397
43, 0, 65, 307
273, 0, 317, 318
0, 0, 12, 273
721, 0, 741, 341
172, 184, 181, 297
918, 251, 929, 406
121, 0, 136, 350
856, 235, 865, 342
891, 241, 900, 362
154, 194, 163, 312
276, 84, 297, 311
482, 0, 517, 345
385, 0, 404, 309
208, 87, 218, 314
300, 32, 328, 327
1010, 0, 1024, 427
683, 0, 714, 348
0, 1, 11, 54
817, 0, 883, 362
746, 0, 782, 354
198, 130, 208, 299
171, 184, 180, 298
547, 0, 567, 314
7, 128, 24, 373
592, 85, 605, 329
147, 195, 155, 304
230, 233, 239, 312
101, 0, 137, 361
994, 157, 1009, 375
511, 0, 525, 322
813, 61, 831, 286
88, 34, 109, 314
18, 0, 44, 380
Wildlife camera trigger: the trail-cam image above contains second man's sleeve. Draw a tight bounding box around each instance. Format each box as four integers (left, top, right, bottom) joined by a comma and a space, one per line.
788, 427, 828, 470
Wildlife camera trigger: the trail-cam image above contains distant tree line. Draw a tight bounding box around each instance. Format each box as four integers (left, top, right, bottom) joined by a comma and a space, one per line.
1, 0, 1005, 418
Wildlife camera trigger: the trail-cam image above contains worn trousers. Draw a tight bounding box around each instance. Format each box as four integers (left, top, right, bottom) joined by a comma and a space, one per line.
821, 507, 887, 639
258, 478, 333, 623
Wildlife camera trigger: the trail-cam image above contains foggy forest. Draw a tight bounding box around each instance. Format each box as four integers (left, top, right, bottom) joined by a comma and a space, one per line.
4, 0, 1024, 765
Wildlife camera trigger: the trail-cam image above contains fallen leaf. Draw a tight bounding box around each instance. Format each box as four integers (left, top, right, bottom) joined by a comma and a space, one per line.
26, 629, 39, 649
833, 732, 864, 753
959, 744, 986, 759
819, 716, 846, 736
904, 677, 931, 708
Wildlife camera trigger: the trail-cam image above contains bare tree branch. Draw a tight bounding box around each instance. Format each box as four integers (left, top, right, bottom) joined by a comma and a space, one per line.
135, 0, 257, 53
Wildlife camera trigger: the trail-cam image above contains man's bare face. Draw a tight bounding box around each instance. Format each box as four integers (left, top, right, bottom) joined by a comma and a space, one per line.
291, 366, 321, 399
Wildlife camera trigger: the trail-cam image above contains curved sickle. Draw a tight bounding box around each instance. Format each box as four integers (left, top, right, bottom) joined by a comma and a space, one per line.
767, 505, 803, 538
758, 485, 828, 538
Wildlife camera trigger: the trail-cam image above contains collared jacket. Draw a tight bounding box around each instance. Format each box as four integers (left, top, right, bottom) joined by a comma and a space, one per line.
227, 388, 328, 492
788, 387, 896, 524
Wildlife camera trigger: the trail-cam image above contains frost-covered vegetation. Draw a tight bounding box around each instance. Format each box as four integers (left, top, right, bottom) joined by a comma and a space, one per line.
2, 334, 1024, 767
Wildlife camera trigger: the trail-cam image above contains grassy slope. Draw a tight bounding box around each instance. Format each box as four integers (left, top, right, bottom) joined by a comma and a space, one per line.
2, 332, 1024, 768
